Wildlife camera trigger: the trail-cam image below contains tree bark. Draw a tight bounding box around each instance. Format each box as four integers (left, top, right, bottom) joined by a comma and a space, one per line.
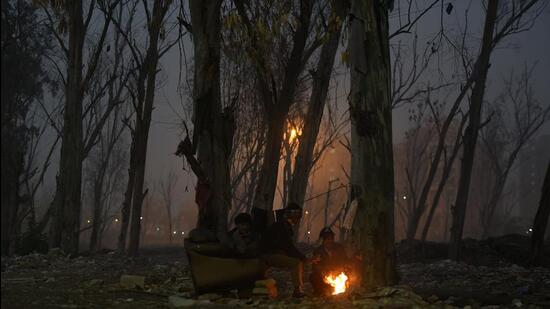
117, 138, 135, 253
188, 0, 229, 242
0, 145, 23, 255
126, 0, 169, 257
530, 161, 550, 264
49, 0, 85, 254
89, 177, 103, 252
349, 0, 396, 287
236, 0, 312, 223
289, 0, 348, 207
449, 0, 499, 260
252, 111, 287, 215
420, 116, 467, 241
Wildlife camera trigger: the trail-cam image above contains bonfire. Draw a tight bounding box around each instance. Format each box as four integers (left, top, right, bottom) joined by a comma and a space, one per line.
323, 272, 349, 295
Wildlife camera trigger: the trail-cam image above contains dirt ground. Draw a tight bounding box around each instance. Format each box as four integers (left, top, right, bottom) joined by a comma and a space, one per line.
2, 239, 550, 308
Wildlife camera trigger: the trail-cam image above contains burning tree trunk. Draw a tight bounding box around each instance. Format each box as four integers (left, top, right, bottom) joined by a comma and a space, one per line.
289, 0, 348, 207
349, 0, 396, 287
188, 0, 233, 242
234, 0, 314, 222
448, 0, 498, 260
530, 162, 550, 264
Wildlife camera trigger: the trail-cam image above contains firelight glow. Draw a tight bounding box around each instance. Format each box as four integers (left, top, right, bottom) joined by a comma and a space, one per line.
289, 128, 298, 143
323, 272, 349, 295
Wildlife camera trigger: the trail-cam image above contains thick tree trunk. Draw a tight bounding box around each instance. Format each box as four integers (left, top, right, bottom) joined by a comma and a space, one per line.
349, 0, 396, 287
189, 0, 232, 244
530, 162, 550, 264
0, 145, 23, 255
449, 0, 499, 260
252, 112, 287, 215
49, 0, 85, 254
289, 0, 348, 207
241, 1, 312, 224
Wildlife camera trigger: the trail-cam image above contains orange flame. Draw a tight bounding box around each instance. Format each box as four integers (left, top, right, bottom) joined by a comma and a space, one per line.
323, 272, 349, 295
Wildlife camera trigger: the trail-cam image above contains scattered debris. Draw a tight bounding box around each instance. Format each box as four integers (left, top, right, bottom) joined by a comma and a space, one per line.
197, 293, 221, 301
120, 275, 145, 289
168, 295, 196, 307
85, 279, 104, 287
2, 242, 549, 308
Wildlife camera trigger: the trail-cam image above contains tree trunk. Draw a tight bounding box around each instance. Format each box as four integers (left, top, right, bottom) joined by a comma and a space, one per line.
248, 0, 312, 223
126, 0, 168, 257
189, 0, 232, 244
349, 0, 396, 287
449, 0, 499, 260
420, 117, 466, 242
480, 178, 505, 239
89, 178, 103, 252
49, 0, 85, 254
0, 145, 23, 255
127, 124, 150, 256
530, 162, 550, 264
289, 0, 348, 207
117, 138, 135, 254
252, 111, 286, 217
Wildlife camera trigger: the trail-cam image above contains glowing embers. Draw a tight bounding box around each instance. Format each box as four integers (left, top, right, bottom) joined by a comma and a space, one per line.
323, 272, 349, 295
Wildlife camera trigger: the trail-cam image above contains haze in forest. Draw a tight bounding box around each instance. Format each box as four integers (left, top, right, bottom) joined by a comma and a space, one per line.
2, 0, 549, 253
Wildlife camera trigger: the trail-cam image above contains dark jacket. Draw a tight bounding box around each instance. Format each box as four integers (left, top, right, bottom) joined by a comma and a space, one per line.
229, 227, 259, 257
312, 242, 348, 273
259, 220, 306, 261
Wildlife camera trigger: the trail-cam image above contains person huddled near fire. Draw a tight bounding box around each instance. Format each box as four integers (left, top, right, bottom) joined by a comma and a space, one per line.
259, 203, 318, 298
310, 227, 357, 296
229, 213, 260, 257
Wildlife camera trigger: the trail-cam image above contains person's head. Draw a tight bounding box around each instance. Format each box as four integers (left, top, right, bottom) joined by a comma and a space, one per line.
234, 213, 252, 235
284, 202, 302, 225
319, 227, 335, 246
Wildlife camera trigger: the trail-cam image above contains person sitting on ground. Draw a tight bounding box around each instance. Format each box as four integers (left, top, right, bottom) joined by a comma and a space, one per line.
259, 203, 317, 298
229, 213, 260, 257
309, 227, 351, 296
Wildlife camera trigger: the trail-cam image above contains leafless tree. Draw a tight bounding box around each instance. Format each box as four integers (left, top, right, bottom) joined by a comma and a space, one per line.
160, 171, 178, 244
111, 0, 179, 256
38, 0, 126, 254
478, 66, 550, 238
85, 102, 127, 252
449, 0, 547, 260
530, 162, 550, 264
233, 0, 330, 223
287, 0, 349, 209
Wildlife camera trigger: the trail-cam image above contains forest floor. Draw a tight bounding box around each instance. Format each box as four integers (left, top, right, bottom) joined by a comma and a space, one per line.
2, 235, 549, 308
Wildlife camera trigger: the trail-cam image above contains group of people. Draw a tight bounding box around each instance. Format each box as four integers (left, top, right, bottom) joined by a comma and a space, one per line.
226, 203, 357, 298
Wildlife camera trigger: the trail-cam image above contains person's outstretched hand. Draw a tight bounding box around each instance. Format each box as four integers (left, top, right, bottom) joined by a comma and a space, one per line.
309, 254, 321, 264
